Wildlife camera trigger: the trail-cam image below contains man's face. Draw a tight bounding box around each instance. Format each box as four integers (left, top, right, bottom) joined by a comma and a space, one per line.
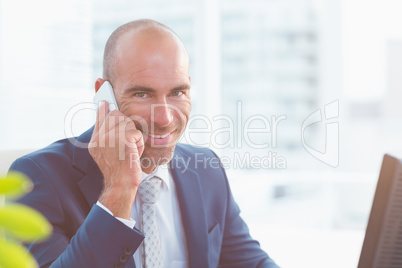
111, 31, 191, 167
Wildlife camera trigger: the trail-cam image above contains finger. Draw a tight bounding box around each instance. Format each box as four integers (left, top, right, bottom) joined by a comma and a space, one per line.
117, 119, 143, 149
114, 119, 143, 161
97, 110, 128, 149
124, 116, 138, 131
104, 110, 127, 132
96, 115, 122, 147
126, 129, 145, 157
124, 118, 144, 152
135, 133, 145, 157
94, 101, 109, 134
129, 129, 144, 149
125, 118, 144, 156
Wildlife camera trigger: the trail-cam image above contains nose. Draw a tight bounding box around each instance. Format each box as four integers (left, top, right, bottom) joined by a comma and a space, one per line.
151, 101, 174, 128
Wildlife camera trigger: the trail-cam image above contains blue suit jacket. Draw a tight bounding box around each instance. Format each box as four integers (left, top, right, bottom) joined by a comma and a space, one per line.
9, 127, 278, 268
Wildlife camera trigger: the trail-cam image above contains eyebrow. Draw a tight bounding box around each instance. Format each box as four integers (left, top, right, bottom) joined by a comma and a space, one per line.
124, 84, 191, 95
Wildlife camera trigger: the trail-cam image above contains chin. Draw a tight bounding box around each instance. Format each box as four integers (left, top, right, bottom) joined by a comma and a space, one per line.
140, 145, 176, 167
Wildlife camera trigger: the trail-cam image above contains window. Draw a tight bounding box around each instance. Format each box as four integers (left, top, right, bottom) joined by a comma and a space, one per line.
2, 0, 402, 267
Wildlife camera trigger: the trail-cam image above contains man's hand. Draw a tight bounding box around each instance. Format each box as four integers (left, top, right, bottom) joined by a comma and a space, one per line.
89, 101, 144, 219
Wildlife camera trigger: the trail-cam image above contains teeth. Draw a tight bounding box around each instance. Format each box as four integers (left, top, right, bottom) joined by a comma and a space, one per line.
148, 132, 170, 139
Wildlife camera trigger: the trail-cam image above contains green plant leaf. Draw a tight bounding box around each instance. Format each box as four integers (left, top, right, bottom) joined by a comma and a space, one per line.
0, 172, 33, 199
0, 204, 52, 242
0, 237, 38, 268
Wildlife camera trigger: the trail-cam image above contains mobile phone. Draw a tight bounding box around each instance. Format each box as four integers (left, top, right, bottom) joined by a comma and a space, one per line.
93, 81, 119, 111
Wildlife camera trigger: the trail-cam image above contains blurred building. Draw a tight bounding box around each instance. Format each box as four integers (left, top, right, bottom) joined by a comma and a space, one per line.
220, 0, 320, 169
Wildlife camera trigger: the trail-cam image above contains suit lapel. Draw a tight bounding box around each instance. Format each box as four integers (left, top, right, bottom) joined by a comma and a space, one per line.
72, 127, 137, 268
72, 126, 104, 209
72, 129, 208, 268
76, 162, 104, 209
170, 148, 209, 268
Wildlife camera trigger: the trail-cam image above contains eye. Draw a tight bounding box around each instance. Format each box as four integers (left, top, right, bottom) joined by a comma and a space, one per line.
171, 91, 183, 97
134, 92, 148, 98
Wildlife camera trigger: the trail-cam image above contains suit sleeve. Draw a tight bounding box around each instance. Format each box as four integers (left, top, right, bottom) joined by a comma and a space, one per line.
211, 152, 280, 268
9, 157, 144, 268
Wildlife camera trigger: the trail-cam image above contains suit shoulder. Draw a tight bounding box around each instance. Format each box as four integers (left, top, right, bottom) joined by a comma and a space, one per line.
18, 138, 73, 163
11, 126, 93, 169
9, 138, 75, 176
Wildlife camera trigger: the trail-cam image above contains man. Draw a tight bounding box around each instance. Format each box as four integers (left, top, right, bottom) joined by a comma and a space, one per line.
9, 19, 279, 268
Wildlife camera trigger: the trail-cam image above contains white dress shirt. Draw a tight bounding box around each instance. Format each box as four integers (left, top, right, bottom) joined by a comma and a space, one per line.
97, 163, 189, 268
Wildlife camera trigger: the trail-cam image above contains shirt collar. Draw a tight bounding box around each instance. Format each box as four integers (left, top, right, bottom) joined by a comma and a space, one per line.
141, 163, 170, 189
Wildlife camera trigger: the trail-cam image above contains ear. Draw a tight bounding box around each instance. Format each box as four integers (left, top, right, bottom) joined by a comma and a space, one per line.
95, 78, 106, 93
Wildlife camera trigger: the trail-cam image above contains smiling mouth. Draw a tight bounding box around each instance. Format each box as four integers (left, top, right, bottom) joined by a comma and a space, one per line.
147, 132, 171, 139
142, 130, 177, 147
143, 130, 176, 139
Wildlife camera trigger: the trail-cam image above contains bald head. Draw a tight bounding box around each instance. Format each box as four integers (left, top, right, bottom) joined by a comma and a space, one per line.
102, 19, 189, 84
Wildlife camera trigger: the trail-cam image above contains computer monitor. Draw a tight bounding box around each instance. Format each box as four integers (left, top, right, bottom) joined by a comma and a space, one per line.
358, 154, 402, 268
